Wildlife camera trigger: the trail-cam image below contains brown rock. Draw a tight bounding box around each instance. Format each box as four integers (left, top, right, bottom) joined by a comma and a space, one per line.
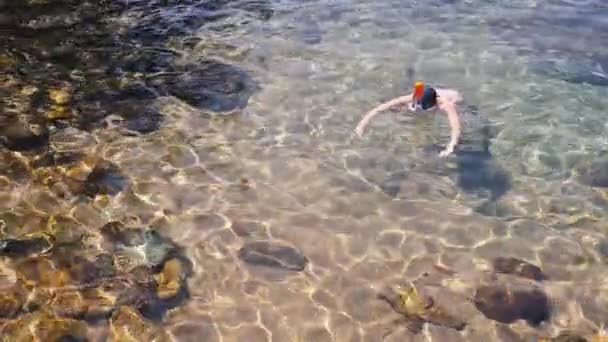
0, 118, 49, 151
155, 258, 185, 300
46, 105, 74, 120
550, 332, 589, 341
110, 305, 171, 342
2, 311, 88, 341
493, 257, 546, 281
473, 284, 550, 326
0, 234, 53, 258
0, 292, 23, 318
238, 241, 308, 271
48, 88, 71, 105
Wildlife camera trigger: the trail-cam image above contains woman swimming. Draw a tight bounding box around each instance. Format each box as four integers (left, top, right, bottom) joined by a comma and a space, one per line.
355, 81, 462, 157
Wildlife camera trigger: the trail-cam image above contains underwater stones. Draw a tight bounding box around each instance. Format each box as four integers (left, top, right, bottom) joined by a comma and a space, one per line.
0, 151, 31, 183
116, 83, 158, 101
529, 57, 608, 87
100, 222, 185, 272
100, 222, 147, 247
162, 145, 198, 169
473, 284, 550, 326
238, 241, 308, 272
108, 101, 164, 134
29, 154, 127, 199
0, 221, 191, 322
140, 231, 180, 268
0, 292, 23, 318
65, 254, 116, 284
16, 256, 72, 288
50, 127, 96, 154
0, 234, 53, 258
378, 283, 466, 333
46, 86, 74, 120
122, 105, 163, 134
492, 257, 546, 281
1, 311, 88, 341
46, 275, 150, 320
48, 88, 71, 105
155, 258, 187, 300
82, 161, 127, 197
149, 61, 258, 112
0, 117, 49, 151
578, 159, 608, 188
542, 332, 590, 342
230, 220, 268, 239
110, 305, 171, 342
294, 17, 323, 45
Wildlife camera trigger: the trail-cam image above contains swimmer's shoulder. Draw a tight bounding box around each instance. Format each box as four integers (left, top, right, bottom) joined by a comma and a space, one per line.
434, 88, 463, 104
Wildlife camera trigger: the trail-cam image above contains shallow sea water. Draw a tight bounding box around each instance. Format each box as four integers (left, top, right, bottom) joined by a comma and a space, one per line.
2, 0, 608, 341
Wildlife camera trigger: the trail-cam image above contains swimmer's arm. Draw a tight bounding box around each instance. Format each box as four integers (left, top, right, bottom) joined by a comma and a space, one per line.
439, 102, 461, 157
355, 95, 412, 137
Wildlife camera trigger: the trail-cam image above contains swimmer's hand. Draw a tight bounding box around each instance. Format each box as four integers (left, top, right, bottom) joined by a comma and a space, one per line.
439, 144, 454, 158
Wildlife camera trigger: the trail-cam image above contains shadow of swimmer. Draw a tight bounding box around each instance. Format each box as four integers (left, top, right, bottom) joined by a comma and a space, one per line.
454, 126, 511, 214
422, 125, 511, 214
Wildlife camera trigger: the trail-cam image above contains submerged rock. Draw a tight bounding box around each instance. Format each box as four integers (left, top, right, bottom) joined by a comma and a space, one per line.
0, 217, 192, 323
577, 159, 608, 188
0, 117, 49, 151
378, 282, 466, 333
294, 17, 324, 45
541, 332, 589, 342
0, 234, 53, 258
121, 104, 164, 134
473, 284, 550, 326
238, 241, 308, 271
63, 253, 116, 284
1, 310, 88, 341
100, 223, 180, 270
149, 61, 259, 112
155, 258, 187, 300
492, 257, 546, 281
529, 57, 608, 87
82, 161, 127, 197
110, 305, 171, 342
50, 127, 96, 153
0, 285, 26, 318
104, 100, 164, 135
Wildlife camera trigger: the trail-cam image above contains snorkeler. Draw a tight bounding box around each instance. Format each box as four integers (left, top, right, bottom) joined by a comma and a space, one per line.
355, 81, 462, 157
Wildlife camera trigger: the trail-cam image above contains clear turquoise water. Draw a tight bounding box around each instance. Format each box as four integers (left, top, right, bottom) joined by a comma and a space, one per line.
1, 0, 608, 341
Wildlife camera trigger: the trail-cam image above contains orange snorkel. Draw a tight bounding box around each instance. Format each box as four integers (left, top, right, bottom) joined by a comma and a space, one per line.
409, 81, 424, 111
413, 81, 424, 101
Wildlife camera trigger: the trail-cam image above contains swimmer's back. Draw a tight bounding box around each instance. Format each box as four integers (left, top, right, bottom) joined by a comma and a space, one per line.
435, 88, 463, 105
